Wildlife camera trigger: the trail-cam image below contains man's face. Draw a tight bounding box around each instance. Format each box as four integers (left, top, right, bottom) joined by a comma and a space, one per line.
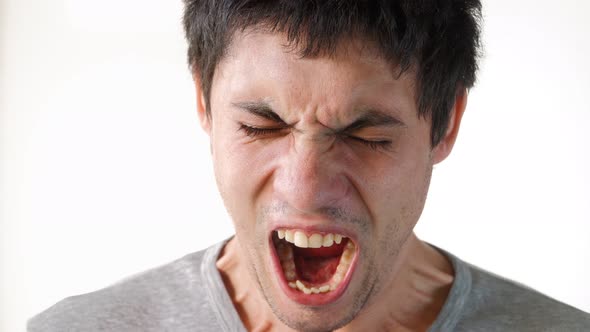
203, 31, 444, 331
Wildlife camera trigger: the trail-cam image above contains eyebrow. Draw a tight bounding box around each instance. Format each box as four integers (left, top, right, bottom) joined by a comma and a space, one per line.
340, 109, 405, 133
231, 101, 286, 124
231, 101, 405, 130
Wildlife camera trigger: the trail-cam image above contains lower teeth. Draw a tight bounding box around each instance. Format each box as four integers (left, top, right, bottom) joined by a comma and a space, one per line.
277, 239, 356, 294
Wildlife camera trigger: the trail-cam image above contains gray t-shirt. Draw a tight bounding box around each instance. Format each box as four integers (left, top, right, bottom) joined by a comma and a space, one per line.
28, 239, 590, 331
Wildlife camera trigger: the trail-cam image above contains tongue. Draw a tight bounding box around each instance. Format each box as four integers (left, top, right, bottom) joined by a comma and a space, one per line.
294, 255, 340, 284
292, 240, 347, 284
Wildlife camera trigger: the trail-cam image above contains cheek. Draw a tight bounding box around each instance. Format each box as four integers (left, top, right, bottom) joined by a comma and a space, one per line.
368, 143, 433, 252
368, 147, 432, 220
210, 126, 281, 227
210, 124, 248, 220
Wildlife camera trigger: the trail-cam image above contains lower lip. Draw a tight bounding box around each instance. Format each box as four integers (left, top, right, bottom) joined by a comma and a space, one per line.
268, 236, 359, 306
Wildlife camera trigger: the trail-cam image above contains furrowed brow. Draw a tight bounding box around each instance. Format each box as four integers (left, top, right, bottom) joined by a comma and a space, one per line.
340, 110, 405, 133
231, 101, 285, 124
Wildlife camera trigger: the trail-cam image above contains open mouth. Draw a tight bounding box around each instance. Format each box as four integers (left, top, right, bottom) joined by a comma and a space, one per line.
270, 229, 358, 304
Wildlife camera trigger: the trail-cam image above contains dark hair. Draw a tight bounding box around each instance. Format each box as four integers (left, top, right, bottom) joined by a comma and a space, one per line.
182, 0, 482, 146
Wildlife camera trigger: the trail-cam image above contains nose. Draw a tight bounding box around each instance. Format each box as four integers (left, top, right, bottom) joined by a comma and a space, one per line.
273, 136, 350, 213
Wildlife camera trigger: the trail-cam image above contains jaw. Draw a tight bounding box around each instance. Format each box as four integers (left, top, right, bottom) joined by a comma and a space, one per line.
268, 228, 360, 306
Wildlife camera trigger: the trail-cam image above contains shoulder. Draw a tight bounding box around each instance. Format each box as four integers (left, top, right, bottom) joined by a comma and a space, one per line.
457, 260, 590, 331
28, 248, 216, 332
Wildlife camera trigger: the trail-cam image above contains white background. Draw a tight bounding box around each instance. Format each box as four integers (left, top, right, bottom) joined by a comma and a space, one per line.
1, 0, 589, 331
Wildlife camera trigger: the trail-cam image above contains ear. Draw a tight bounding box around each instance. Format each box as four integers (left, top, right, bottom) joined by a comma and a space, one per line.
431, 88, 468, 164
194, 74, 211, 135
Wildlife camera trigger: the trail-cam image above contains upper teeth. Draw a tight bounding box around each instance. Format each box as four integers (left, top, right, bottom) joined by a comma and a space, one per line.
277, 229, 345, 248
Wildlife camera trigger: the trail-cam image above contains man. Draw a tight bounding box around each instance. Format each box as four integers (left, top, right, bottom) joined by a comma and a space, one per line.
28, 0, 590, 331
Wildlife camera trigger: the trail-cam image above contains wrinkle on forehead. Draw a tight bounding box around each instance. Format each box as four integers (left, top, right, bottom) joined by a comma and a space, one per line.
215, 29, 419, 130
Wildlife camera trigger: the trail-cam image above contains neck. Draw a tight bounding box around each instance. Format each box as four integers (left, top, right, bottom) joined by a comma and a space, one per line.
216, 234, 454, 332
216, 238, 295, 331
338, 234, 454, 331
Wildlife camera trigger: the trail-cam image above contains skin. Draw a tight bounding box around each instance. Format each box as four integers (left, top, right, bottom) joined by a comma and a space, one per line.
195, 30, 467, 331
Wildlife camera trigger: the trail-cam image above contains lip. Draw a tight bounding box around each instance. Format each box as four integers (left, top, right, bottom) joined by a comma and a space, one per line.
268, 225, 360, 306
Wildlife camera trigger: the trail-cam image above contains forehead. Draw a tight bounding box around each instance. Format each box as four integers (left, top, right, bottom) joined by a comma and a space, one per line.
212, 30, 418, 123
226, 29, 388, 68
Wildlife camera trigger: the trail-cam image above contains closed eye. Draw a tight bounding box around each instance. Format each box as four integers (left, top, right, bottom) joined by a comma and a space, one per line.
239, 124, 392, 151
346, 135, 392, 151
239, 124, 287, 138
